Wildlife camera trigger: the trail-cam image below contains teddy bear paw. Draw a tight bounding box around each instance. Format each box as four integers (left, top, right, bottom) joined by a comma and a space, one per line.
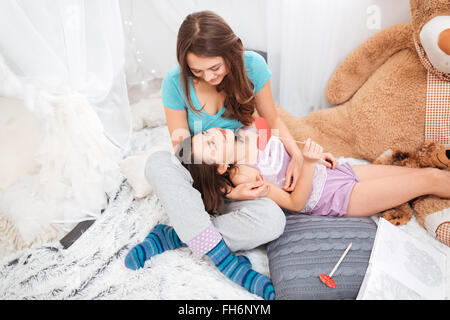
436, 222, 450, 247
373, 149, 393, 165
380, 203, 412, 226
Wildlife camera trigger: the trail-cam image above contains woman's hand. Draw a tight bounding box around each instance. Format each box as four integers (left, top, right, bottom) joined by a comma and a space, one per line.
320, 152, 337, 169
226, 175, 270, 201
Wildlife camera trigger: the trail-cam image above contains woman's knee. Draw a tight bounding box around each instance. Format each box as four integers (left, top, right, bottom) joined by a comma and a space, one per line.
234, 197, 286, 244
214, 197, 286, 251
246, 197, 286, 242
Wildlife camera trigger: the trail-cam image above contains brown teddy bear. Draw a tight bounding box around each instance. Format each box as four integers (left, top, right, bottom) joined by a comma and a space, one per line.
278, 0, 450, 246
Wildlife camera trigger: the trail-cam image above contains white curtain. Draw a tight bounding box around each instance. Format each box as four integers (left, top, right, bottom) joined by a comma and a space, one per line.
0, 0, 131, 147
267, 0, 412, 116
0, 0, 129, 238
129, 0, 411, 117
119, 0, 268, 79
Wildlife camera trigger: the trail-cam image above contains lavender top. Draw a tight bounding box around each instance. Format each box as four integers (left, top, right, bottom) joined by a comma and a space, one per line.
237, 128, 327, 213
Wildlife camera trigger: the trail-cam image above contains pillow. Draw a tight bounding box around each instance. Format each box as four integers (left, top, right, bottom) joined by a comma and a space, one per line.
0, 97, 43, 191
266, 214, 377, 300
130, 89, 167, 131
120, 145, 173, 198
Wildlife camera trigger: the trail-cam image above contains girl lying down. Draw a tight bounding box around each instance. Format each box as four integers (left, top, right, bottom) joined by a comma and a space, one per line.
123, 118, 450, 300
179, 118, 450, 217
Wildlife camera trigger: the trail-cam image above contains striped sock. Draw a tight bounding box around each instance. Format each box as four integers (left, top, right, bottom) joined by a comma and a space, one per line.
206, 239, 275, 300
124, 224, 187, 270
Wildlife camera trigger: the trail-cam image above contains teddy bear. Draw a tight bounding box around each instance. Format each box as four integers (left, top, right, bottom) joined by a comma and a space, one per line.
277, 0, 450, 246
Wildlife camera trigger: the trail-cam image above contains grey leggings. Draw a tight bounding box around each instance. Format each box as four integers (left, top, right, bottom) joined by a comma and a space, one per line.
145, 151, 286, 253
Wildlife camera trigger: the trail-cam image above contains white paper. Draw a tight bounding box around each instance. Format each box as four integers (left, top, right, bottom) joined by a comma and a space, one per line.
357, 218, 447, 300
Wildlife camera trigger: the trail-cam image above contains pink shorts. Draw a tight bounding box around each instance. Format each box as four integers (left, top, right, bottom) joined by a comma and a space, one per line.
310, 163, 359, 217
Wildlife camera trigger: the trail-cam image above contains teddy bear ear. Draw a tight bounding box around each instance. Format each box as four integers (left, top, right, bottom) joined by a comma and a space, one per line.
410, 0, 450, 15
410, 0, 450, 39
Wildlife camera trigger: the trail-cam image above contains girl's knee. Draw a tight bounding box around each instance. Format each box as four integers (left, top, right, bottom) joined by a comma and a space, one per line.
424, 167, 444, 188
425, 168, 449, 196
428, 167, 445, 180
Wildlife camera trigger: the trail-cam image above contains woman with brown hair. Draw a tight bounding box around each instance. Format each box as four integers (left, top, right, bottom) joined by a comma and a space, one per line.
124, 11, 304, 300
166, 10, 303, 192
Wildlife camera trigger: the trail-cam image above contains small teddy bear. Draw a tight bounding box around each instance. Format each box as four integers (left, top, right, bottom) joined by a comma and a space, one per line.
373, 141, 450, 246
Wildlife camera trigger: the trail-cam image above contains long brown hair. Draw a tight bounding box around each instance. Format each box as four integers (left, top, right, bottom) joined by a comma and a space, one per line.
176, 10, 256, 126
176, 136, 236, 215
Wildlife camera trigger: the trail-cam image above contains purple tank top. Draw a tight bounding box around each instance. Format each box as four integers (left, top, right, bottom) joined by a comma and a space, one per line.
251, 135, 292, 188
238, 128, 328, 213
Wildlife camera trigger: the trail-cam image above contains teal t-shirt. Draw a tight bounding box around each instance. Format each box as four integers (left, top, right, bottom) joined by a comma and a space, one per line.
162, 50, 272, 136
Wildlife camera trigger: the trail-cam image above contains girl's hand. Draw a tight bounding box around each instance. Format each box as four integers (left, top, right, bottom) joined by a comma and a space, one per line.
302, 138, 323, 164
283, 157, 301, 192
226, 175, 270, 200
320, 152, 337, 169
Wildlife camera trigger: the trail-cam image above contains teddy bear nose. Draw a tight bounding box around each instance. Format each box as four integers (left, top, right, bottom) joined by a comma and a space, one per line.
438, 28, 450, 55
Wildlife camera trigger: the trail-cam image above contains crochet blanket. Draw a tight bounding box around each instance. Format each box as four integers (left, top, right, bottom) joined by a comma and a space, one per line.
1, 125, 448, 299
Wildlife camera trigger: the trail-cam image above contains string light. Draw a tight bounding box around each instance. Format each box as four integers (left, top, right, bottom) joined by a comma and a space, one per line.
122, 0, 158, 103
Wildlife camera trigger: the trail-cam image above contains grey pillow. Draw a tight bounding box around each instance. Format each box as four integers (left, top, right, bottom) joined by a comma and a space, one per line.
266, 214, 376, 300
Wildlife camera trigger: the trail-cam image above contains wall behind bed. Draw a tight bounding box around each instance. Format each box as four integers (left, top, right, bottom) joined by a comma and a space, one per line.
120, 0, 411, 117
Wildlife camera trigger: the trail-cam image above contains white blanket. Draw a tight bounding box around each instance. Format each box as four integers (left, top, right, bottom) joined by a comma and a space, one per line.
0, 126, 268, 299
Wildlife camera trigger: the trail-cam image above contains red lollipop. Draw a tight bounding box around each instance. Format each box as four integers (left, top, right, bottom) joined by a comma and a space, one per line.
255, 117, 271, 151
319, 274, 336, 288
319, 242, 352, 289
